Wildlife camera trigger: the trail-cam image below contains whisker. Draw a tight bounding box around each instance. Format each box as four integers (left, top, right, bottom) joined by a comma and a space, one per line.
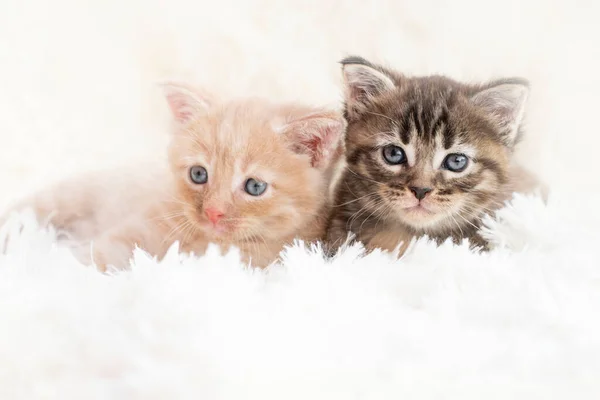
334, 191, 379, 207
358, 200, 391, 236
162, 219, 194, 247
364, 110, 400, 126
242, 226, 270, 265
347, 197, 385, 232
373, 201, 395, 233
151, 211, 187, 223
447, 213, 465, 238
452, 212, 480, 231
365, 130, 398, 141
346, 168, 386, 186
180, 218, 200, 250
346, 198, 376, 229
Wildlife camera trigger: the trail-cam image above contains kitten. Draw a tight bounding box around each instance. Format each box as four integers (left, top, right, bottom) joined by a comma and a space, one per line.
3, 83, 345, 270
325, 56, 541, 256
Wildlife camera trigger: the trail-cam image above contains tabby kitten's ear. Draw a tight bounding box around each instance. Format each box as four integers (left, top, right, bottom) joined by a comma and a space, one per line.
160, 82, 215, 124
471, 80, 529, 147
281, 110, 346, 170
341, 56, 396, 118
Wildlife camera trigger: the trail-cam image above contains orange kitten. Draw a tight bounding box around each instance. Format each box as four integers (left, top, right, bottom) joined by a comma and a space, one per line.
2, 83, 345, 270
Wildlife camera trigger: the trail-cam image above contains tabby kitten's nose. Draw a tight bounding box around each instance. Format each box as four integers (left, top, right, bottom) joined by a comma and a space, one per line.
410, 187, 432, 201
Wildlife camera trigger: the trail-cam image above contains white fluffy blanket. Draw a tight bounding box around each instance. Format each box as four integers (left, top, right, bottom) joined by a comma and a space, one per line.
1, 194, 599, 398
1, 0, 599, 398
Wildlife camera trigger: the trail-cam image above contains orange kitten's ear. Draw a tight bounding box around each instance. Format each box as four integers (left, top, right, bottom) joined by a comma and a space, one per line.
160, 82, 215, 123
281, 111, 346, 169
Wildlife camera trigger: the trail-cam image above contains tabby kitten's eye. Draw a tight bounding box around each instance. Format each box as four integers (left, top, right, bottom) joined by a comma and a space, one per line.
189, 166, 208, 184
245, 178, 268, 196
382, 145, 407, 165
443, 154, 469, 172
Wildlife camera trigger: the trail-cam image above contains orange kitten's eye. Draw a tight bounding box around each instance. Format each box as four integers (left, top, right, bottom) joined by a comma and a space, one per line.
244, 178, 268, 196
189, 166, 208, 184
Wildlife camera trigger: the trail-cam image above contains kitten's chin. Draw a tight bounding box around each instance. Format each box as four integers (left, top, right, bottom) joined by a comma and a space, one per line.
198, 222, 261, 244
403, 204, 433, 216
196, 221, 236, 241
397, 205, 447, 230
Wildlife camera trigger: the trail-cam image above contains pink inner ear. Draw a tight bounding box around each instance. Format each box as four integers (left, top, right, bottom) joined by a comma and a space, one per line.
162, 83, 213, 124
309, 125, 338, 167
346, 81, 367, 106
165, 92, 196, 122
287, 115, 345, 168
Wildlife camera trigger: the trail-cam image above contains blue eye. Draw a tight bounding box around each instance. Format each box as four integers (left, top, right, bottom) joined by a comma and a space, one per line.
382, 145, 406, 165
245, 178, 268, 196
189, 166, 208, 184
443, 154, 469, 172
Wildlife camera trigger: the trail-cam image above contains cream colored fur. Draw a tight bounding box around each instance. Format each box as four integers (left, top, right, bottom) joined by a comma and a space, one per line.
2, 88, 345, 270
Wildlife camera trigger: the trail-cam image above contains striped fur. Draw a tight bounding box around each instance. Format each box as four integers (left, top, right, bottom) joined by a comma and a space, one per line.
325, 56, 534, 256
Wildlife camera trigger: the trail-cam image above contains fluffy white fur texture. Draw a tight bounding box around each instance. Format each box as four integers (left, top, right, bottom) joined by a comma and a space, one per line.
1, 194, 599, 399
1, 0, 600, 398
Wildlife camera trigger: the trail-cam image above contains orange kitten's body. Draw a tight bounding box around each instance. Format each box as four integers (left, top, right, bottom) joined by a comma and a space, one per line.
4, 84, 345, 271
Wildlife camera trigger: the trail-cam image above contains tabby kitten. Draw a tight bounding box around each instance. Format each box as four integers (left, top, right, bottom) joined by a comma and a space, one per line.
3, 83, 345, 270
326, 56, 537, 255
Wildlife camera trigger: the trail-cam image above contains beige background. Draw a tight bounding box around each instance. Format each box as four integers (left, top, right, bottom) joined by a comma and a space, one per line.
0, 0, 597, 209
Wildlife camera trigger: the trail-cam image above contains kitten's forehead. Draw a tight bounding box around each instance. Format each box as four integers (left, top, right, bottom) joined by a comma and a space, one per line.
175, 99, 292, 182
361, 77, 496, 156
182, 99, 283, 158
215, 100, 279, 149
371, 81, 460, 147
393, 80, 458, 145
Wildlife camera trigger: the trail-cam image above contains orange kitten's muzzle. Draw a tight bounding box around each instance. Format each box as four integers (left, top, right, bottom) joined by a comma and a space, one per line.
205, 208, 224, 225
201, 206, 239, 237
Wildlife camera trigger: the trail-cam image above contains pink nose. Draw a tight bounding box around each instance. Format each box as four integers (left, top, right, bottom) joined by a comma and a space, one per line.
205, 208, 224, 225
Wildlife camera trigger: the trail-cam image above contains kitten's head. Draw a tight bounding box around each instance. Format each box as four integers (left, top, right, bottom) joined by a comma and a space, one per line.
162, 82, 345, 243
340, 56, 529, 233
